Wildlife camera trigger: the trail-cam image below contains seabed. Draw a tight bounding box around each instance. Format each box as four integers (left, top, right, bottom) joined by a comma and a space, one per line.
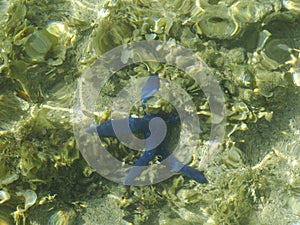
0, 0, 300, 224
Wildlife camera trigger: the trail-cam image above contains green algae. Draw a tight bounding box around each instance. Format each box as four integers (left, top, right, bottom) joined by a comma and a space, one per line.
0, 0, 300, 224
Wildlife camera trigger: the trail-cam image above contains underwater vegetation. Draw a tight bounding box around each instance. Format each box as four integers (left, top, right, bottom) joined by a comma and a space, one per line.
0, 0, 300, 224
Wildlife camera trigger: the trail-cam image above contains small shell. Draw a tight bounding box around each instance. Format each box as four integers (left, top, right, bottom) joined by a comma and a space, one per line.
258, 15, 300, 68
0, 174, 19, 186
16, 189, 37, 210
151, 17, 173, 35
92, 20, 135, 55
283, 0, 300, 11
292, 72, 300, 86
223, 146, 243, 168
263, 38, 292, 64
228, 102, 250, 121
198, 5, 239, 39
24, 30, 58, 62
46, 21, 69, 38
0, 190, 10, 204
230, 0, 281, 23
233, 65, 252, 88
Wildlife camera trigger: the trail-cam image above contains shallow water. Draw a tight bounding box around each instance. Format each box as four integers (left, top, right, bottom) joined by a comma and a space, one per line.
0, 0, 300, 224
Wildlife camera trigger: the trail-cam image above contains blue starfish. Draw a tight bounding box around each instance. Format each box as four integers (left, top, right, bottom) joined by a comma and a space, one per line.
86, 74, 207, 186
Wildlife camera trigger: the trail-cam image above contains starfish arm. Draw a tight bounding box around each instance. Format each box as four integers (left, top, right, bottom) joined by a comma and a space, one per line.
124, 129, 158, 186
178, 164, 207, 183
86, 118, 148, 137
141, 74, 159, 109
123, 148, 157, 186
163, 154, 207, 183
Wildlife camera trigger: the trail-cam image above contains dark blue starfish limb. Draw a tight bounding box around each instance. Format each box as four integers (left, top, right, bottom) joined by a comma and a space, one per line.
178, 165, 207, 183
86, 117, 149, 137
124, 129, 157, 185
124, 140, 207, 184
159, 151, 208, 183
141, 74, 159, 109
123, 148, 157, 186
